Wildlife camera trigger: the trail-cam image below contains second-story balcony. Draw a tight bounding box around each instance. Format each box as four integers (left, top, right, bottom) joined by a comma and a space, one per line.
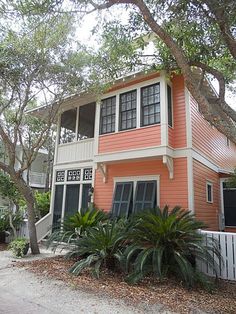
56, 138, 94, 164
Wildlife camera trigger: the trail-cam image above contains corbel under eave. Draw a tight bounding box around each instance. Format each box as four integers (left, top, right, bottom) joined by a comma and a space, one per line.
97, 162, 107, 183
163, 155, 174, 179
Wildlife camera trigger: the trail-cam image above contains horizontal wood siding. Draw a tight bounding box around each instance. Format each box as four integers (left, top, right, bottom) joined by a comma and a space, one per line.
191, 95, 236, 171
98, 125, 161, 154
168, 126, 174, 148
193, 160, 220, 230
172, 75, 187, 149
94, 158, 188, 212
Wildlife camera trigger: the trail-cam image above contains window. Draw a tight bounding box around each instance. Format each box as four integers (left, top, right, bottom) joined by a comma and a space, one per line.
111, 179, 158, 217
112, 182, 133, 217
78, 103, 96, 140
119, 90, 136, 130
133, 181, 156, 213
167, 85, 173, 127
59, 109, 77, 144
206, 182, 213, 203
141, 83, 160, 126
100, 96, 116, 134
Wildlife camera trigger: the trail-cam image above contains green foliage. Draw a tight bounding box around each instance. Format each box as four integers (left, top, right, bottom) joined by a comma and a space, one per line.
122, 206, 220, 288
8, 237, 29, 258
64, 206, 108, 234
68, 220, 126, 277
0, 211, 24, 232
47, 207, 108, 251
0, 171, 21, 206
225, 168, 236, 188
35, 191, 50, 217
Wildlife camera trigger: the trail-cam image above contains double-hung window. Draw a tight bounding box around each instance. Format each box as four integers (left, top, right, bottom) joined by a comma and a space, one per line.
119, 90, 136, 131
112, 179, 157, 217
100, 96, 116, 134
141, 83, 160, 126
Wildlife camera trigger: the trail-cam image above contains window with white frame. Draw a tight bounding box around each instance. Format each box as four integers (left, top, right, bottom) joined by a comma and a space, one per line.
141, 83, 160, 126
206, 181, 213, 203
119, 90, 137, 131
100, 96, 116, 134
111, 177, 158, 217
59, 109, 77, 144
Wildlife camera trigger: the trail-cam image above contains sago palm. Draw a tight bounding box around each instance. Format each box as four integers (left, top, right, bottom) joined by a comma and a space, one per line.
122, 206, 221, 288
68, 220, 127, 278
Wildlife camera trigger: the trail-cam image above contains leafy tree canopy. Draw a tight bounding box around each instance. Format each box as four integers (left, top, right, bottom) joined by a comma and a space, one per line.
9, 0, 236, 142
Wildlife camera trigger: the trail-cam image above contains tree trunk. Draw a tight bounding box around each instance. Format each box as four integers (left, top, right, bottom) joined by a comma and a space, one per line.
11, 173, 40, 254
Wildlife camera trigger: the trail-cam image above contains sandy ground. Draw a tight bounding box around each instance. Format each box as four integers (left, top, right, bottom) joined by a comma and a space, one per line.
0, 248, 173, 314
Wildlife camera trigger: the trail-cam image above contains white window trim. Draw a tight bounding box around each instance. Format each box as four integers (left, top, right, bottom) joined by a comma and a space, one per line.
113, 175, 160, 207
206, 181, 213, 203
167, 83, 174, 128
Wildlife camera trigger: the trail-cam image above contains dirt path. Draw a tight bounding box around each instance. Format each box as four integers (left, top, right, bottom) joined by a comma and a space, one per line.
0, 249, 173, 314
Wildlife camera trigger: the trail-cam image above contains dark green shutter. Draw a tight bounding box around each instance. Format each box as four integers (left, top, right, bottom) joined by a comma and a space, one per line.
134, 181, 156, 213
112, 182, 133, 217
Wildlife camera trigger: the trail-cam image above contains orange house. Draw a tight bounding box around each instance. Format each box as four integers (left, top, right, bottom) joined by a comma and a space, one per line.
33, 71, 236, 234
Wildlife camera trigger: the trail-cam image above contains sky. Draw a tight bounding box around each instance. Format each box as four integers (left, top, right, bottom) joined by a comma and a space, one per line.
75, 12, 236, 111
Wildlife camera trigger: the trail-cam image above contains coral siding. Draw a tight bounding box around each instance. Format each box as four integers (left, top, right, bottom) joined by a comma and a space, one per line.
193, 160, 220, 230
171, 75, 187, 148
99, 125, 161, 154
191, 95, 236, 171
94, 158, 188, 212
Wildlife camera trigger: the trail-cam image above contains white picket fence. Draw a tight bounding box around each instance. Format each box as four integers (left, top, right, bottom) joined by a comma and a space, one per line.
198, 230, 236, 281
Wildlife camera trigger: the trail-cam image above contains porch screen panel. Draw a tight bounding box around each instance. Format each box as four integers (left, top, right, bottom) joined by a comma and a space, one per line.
112, 182, 133, 217
134, 181, 156, 213
224, 190, 236, 226
81, 184, 92, 209
64, 184, 80, 218
53, 185, 64, 227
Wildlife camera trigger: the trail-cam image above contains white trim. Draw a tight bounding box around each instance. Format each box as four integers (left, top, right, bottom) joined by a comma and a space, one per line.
115, 95, 119, 133
160, 75, 168, 146
61, 184, 67, 222
113, 175, 160, 207
206, 181, 213, 203
185, 88, 192, 148
75, 107, 79, 140
187, 154, 194, 212
94, 101, 101, 155
192, 149, 219, 172
101, 76, 162, 100
137, 87, 141, 128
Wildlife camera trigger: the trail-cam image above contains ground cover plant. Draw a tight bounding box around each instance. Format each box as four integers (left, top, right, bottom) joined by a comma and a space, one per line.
48, 206, 221, 290
47, 206, 108, 251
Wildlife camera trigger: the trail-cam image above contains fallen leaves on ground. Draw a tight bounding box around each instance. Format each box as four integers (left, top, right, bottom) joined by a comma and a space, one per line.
16, 256, 236, 314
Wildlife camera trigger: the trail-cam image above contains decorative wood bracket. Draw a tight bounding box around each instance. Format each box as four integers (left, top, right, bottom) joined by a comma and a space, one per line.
97, 163, 107, 183
163, 155, 174, 179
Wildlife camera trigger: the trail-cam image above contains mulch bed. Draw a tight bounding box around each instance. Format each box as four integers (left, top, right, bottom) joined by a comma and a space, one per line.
16, 256, 236, 314
0, 243, 8, 251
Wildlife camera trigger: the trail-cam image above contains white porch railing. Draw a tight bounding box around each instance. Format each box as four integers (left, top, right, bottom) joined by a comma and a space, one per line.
198, 230, 236, 281
8, 213, 52, 243
35, 212, 52, 242
56, 138, 94, 164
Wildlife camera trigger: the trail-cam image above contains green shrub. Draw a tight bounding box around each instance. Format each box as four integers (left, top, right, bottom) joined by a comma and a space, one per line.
122, 206, 221, 288
8, 237, 29, 257
47, 207, 108, 251
68, 220, 127, 277
35, 191, 50, 217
